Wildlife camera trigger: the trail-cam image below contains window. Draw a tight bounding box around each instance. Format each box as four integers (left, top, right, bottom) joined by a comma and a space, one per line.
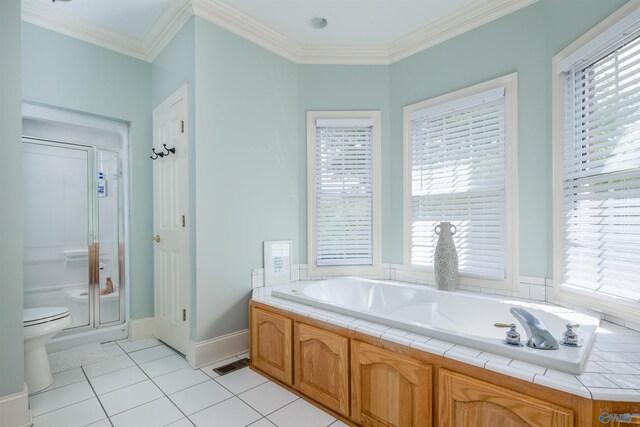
553, 3, 640, 322
307, 111, 382, 277
404, 75, 518, 289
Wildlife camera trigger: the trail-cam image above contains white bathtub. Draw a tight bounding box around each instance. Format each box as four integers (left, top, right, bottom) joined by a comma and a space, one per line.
271, 277, 599, 374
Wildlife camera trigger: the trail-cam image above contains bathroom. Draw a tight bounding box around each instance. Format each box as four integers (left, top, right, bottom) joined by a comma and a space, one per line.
1, 0, 640, 426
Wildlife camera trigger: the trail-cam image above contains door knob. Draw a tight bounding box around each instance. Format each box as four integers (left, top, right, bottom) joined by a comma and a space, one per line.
153, 235, 161, 243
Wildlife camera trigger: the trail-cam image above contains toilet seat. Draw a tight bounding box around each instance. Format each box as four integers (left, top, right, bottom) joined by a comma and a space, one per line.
24, 307, 70, 327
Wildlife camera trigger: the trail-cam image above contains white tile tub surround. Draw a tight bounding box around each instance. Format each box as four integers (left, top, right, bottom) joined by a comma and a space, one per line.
30, 339, 341, 427
251, 263, 552, 302
252, 286, 640, 402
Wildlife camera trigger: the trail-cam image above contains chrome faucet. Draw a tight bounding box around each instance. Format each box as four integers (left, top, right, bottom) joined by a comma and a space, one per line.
509, 307, 559, 350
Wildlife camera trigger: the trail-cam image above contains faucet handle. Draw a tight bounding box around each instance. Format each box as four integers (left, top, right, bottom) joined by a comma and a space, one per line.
494, 323, 513, 328
560, 323, 582, 347
495, 323, 523, 347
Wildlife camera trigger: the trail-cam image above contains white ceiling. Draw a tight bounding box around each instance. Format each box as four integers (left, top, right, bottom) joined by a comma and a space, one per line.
224, 0, 478, 45
36, 0, 170, 39
41, 0, 479, 45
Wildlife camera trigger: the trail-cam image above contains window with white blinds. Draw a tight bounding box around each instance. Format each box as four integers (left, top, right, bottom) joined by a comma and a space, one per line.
404, 75, 517, 287
559, 30, 640, 305
307, 112, 381, 275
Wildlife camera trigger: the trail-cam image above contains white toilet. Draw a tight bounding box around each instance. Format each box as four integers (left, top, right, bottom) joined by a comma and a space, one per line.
23, 307, 72, 393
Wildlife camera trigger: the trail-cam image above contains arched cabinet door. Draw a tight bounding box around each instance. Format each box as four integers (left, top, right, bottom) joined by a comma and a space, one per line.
351, 340, 432, 427
250, 307, 292, 385
438, 370, 574, 427
294, 323, 349, 417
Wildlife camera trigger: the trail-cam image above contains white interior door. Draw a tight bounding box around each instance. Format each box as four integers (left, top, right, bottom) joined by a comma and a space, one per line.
153, 86, 189, 355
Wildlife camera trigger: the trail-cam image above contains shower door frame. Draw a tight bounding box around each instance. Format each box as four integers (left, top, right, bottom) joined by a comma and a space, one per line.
23, 137, 127, 333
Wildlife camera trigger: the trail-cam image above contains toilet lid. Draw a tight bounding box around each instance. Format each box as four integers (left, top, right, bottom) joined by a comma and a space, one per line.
24, 307, 70, 326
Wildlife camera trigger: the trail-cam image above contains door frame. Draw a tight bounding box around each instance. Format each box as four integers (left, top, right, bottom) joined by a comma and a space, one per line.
152, 83, 191, 354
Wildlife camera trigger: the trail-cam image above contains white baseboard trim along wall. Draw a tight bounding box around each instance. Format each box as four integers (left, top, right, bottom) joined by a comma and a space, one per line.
0, 385, 31, 427
186, 329, 249, 368
128, 317, 155, 341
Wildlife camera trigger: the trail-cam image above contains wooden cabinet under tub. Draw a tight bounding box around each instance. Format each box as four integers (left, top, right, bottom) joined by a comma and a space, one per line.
249, 301, 640, 427
294, 322, 350, 416
250, 307, 292, 384
438, 369, 573, 427
351, 340, 432, 427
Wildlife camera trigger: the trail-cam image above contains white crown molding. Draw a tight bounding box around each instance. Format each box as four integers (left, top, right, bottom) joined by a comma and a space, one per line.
387, 0, 539, 63
299, 45, 390, 65
191, 0, 302, 63
143, 0, 194, 61
21, 0, 538, 65
21, 0, 148, 61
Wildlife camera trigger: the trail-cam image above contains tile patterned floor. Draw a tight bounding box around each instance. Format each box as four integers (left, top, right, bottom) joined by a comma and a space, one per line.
30, 339, 347, 427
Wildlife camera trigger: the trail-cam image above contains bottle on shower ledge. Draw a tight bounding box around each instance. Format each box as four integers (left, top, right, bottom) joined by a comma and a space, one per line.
100, 277, 114, 295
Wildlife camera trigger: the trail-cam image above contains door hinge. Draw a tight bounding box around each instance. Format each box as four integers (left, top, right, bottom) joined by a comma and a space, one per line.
183, 309, 186, 322
181, 120, 185, 133
182, 215, 186, 228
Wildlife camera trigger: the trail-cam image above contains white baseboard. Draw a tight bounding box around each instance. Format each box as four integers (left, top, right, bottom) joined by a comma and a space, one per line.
186, 329, 249, 368
128, 317, 155, 341
0, 384, 31, 427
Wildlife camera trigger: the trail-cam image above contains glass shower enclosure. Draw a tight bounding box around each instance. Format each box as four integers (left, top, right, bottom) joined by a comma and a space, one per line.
22, 138, 126, 331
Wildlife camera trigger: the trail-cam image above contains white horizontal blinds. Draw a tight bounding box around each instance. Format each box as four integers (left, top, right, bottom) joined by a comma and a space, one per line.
563, 32, 640, 302
315, 119, 374, 266
411, 89, 507, 280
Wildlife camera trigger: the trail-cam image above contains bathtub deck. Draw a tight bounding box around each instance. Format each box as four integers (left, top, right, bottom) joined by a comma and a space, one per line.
253, 286, 640, 402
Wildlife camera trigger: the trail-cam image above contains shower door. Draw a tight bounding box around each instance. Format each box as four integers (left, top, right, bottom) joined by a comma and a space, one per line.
23, 139, 125, 332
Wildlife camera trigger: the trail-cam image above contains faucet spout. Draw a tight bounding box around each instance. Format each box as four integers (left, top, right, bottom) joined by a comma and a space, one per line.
509, 307, 559, 350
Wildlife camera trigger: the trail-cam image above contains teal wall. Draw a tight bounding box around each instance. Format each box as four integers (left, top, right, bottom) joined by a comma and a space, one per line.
193, 17, 300, 340
151, 17, 197, 338
14, 0, 631, 354
298, 65, 390, 263
388, 0, 628, 278
0, 0, 25, 397
22, 23, 154, 319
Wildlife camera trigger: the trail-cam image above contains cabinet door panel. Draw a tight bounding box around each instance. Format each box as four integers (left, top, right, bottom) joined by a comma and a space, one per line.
439, 369, 573, 427
250, 308, 292, 384
294, 323, 349, 416
351, 341, 431, 427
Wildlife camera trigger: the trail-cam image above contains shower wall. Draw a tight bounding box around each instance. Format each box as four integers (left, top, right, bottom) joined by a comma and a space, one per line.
23, 143, 89, 309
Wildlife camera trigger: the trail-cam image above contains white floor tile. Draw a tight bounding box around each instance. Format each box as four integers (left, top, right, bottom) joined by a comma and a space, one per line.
238, 381, 298, 416
110, 397, 183, 427
29, 381, 95, 417
329, 421, 350, 427
128, 345, 177, 364
99, 380, 164, 416
214, 367, 269, 395
89, 365, 147, 395
103, 343, 126, 357
200, 358, 240, 379
33, 398, 106, 427
140, 354, 189, 378
154, 367, 210, 395
267, 399, 336, 427
35, 368, 86, 394
169, 380, 233, 415
166, 419, 196, 427
83, 355, 136, 378
189, 397, 261, 427
117, 338, 162, 353
248, 419, 276, 427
